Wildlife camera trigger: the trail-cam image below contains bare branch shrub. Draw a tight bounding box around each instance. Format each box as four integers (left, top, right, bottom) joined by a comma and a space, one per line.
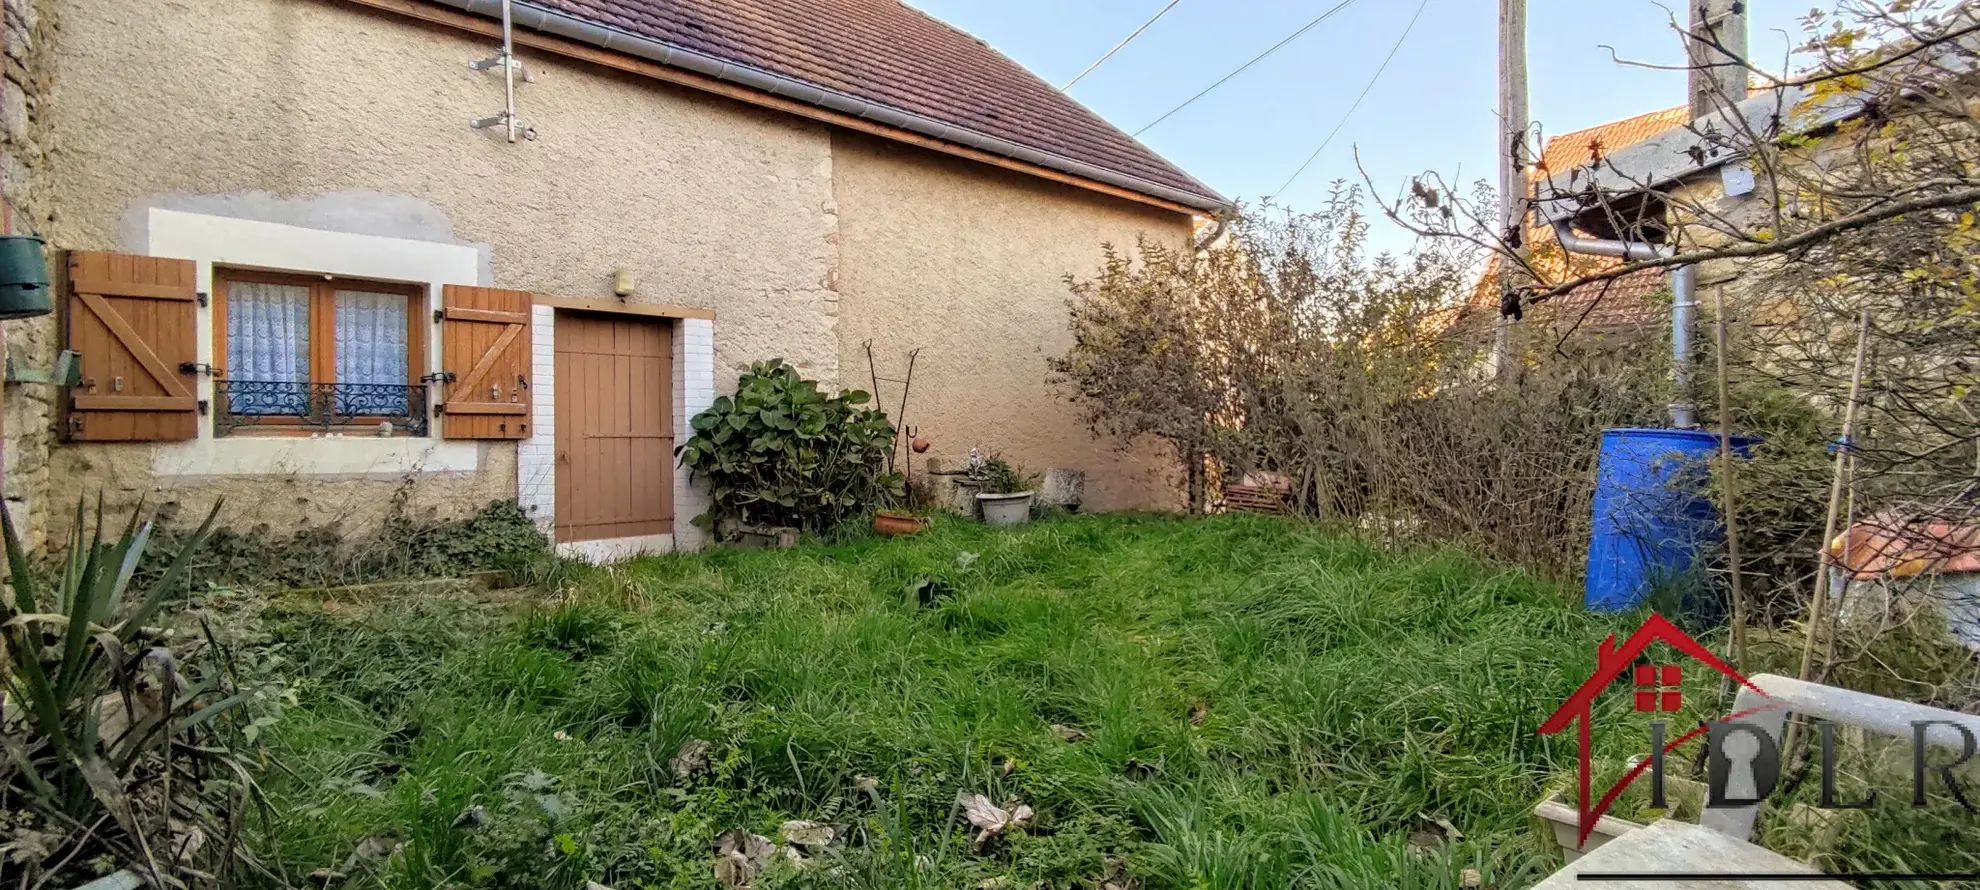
1377, 0, 1980, 702
1054, 187, 1673, 577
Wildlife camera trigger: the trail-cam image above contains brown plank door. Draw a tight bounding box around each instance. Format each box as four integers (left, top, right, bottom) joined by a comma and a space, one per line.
64, 252, 200, 441
554, 313, 674, 543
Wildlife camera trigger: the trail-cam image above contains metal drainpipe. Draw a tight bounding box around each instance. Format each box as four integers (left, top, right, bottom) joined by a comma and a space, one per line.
1550, 219, 1698, 429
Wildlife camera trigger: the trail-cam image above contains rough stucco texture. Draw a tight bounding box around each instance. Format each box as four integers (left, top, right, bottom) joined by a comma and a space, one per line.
46, 0, 841, 382
831, 132, 1192, 512
35, 0, 841, 539
47, 442, 519, 540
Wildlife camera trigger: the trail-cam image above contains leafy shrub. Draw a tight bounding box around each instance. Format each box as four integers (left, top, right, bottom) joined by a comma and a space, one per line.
1, 501, 255, 888
975, 457, 1037, 495
676, 359, 902, 534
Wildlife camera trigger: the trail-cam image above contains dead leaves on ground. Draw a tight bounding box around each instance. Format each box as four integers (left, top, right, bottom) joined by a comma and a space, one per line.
712, 820, 852, 886
712, 829, 777, 888
959, 793, 1034, 848
711, 790, 1038, 886
670, 739, 713, 782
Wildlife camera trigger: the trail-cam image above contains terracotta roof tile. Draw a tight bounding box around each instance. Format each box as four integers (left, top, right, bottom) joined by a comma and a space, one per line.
532, 0, 1220, 207
1533, 106, 1691, 179
1453, 106, 1696, 335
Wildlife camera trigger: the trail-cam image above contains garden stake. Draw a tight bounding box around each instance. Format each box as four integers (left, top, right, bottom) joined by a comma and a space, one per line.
1819, 441, 1863, 680
1711, 285, 1749, 678
862, 342, 922, 476
1785, 308, 1871, 763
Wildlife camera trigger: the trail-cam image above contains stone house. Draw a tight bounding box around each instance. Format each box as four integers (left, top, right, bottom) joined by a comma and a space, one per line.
0, 0, 1224, 558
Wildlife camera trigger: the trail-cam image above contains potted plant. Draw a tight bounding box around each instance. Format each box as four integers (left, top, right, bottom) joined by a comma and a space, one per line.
873, 509, 930, 537
874, 477, 937, 536
974, 457, 1037, 527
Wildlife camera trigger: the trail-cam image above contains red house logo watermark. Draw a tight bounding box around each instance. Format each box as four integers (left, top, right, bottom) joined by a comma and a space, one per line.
1537, 613, 1979, 853
1537, 613, 1771, 848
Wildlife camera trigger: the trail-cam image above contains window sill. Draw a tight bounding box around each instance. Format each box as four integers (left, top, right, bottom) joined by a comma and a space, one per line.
214, 425, 432, 440
149, 435, 482, 479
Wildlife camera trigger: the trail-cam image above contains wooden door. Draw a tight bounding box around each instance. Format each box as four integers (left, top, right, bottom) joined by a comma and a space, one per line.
554, 313, 674, 543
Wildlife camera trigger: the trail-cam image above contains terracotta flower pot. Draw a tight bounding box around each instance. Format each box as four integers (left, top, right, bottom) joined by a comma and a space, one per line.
873, 510, 931, 537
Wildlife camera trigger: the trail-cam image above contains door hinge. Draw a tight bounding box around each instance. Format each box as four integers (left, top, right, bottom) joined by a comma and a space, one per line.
420, 371, 456, 384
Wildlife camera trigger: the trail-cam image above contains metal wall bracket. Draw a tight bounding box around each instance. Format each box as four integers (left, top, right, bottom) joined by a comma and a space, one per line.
470, 113, 537, 141
6, 348, 81, 386
469, 55, 534, 82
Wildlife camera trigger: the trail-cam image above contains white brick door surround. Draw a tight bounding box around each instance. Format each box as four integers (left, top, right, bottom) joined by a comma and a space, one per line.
519, 308, 714, 562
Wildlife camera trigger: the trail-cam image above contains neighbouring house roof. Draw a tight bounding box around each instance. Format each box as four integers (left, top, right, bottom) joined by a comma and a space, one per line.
1449, 108, 1693, 336
1533, 107, 1693, 180
1532, 22, 1980, 226
427, 0, 1224, 213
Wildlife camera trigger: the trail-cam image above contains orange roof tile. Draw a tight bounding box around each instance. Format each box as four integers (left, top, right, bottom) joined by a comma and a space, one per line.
1453, 105, 1694, 334
1533, 106, 1691, 179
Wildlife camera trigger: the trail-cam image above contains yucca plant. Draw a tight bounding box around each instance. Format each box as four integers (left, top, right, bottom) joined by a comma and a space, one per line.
0, 499, 258, 889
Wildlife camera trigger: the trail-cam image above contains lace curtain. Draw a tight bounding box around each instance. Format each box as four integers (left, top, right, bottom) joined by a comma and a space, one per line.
225, 282, 310, 416
224, 283, 410, 418
333, 289, 409, 415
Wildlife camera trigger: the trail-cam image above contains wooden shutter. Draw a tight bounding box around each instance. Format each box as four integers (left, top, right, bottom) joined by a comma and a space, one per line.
63, 251, 199, 442
439, 285, 533, 439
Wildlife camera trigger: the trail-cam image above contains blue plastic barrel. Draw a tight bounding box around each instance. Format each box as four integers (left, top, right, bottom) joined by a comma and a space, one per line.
1585, 428, 1756, 612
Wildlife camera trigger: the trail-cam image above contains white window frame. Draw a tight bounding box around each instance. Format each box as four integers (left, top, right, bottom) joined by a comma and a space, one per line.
139, 208, 483, 477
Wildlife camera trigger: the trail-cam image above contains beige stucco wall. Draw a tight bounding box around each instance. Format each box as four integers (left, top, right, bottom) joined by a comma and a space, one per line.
11, 0, 1198, 547
831, 132, 1193, 512
47, 441, 520, 539
28, 0, 843, 544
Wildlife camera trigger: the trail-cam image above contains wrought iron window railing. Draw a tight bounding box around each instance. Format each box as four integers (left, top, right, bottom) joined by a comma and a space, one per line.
213, 380, 430, 437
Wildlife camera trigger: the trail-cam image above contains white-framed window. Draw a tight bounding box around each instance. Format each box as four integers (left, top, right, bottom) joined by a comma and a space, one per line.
211, 267, 431, 436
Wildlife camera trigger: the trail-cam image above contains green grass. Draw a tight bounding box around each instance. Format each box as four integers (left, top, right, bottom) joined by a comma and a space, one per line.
250, 513, 1648, 889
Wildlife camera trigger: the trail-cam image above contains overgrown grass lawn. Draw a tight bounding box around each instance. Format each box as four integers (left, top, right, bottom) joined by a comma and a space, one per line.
259, 514, 1629, 889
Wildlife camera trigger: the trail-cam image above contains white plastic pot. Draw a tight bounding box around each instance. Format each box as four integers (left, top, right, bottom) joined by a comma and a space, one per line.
977, 491, 1035, 527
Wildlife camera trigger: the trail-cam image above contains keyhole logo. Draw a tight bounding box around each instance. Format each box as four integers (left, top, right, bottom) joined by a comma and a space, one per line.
1538, 613, 1978, 851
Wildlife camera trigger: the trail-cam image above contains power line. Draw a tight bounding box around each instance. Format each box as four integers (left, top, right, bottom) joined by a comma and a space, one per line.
1061, 0, 1187, 92
1269, 0, 1431, 199
1132, 0, 1362, 137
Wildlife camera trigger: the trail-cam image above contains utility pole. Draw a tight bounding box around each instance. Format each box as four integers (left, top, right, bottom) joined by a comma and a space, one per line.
1686, 0, 1749, 121
1491, 0, 1529, 376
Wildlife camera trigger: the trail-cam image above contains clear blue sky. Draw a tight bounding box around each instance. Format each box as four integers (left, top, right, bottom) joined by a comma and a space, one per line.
904, 0, 1807, 252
